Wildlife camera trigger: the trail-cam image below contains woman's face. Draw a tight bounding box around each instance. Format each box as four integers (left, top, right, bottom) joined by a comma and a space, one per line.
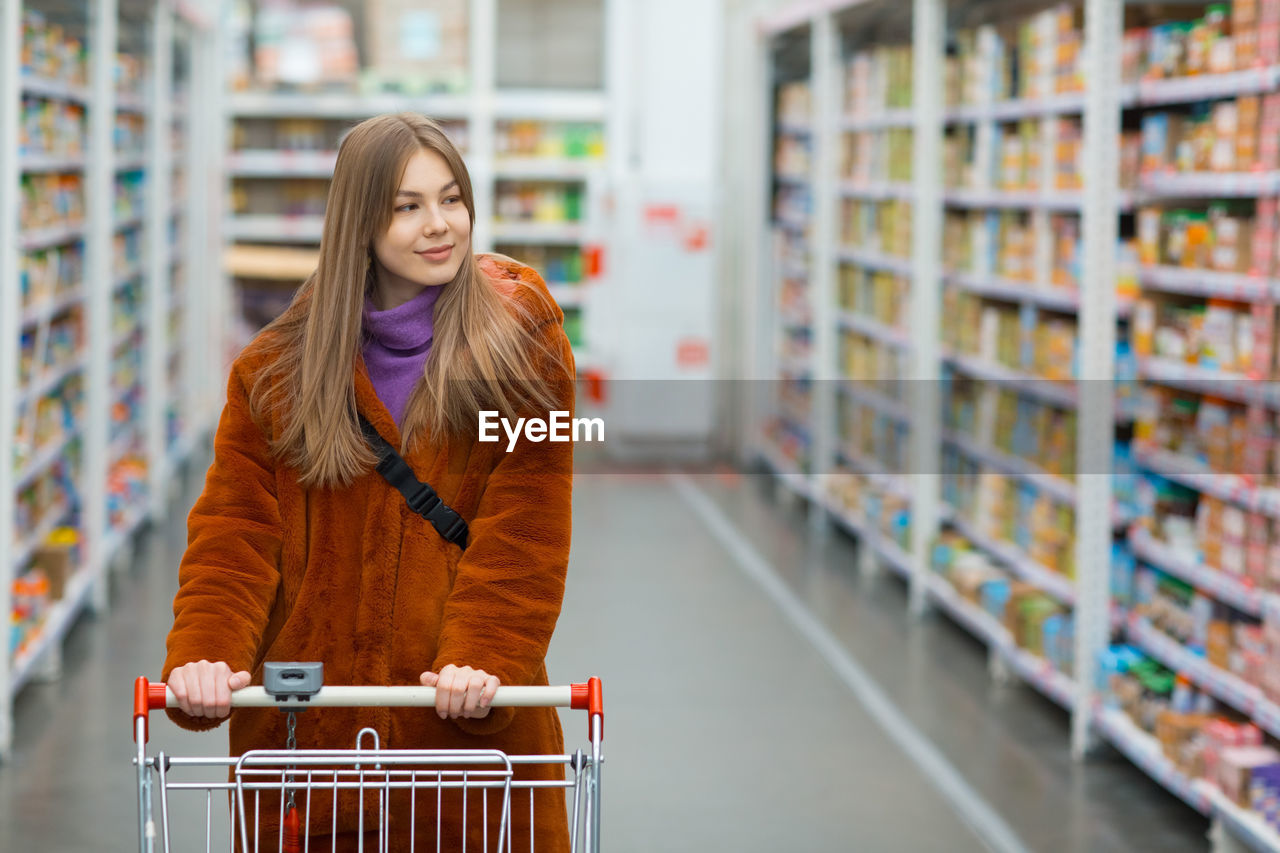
370, 148, 472, 308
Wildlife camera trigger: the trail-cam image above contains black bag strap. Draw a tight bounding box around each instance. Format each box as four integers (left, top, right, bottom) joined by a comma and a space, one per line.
358, 415, 468, 550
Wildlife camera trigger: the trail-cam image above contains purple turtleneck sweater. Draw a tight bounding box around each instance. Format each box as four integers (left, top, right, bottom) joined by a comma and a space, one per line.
362, 285, 444, 428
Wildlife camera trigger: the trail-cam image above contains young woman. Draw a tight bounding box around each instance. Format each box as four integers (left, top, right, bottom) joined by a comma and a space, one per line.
162, 113, 576, 850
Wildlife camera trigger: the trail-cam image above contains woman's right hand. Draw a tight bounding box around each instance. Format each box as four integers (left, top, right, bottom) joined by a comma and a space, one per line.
167, 660, 251, 718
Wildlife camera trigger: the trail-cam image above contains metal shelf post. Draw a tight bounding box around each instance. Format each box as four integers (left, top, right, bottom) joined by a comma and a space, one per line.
1073, 0, 1123, 759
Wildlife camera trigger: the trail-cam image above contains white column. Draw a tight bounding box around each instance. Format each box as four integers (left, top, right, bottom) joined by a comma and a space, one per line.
469, 0, 496, 253
147, 1, 174, 520
809, 12, 839, 534
1073, 0, 1122, 760
86, 0, 119, 610
909, 0, 944, 616
0, 0, 22, 761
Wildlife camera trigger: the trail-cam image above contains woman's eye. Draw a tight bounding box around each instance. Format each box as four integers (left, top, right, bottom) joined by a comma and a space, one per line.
444, 196, 461, 204
397, 203, 418, 212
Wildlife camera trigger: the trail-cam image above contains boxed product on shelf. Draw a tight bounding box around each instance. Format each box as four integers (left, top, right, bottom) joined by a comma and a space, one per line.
1136, 204, 1263, 274
1132, 296, 1262, 373
777, 81, 812, 125
839, 265, 908, 327
253, 3, 358, 89
496, 121, 604, 161
775, 133, 812, 178
494, 181, 585, 223
841, 332, 909, 381
364, 0, 469, 94
19, 97, 85, 158
491, 244, 586, 285
843, 129, 913, 185
32, 527, 80, 602
842, 198, 911, 258
845, 45, 913, 115
106, 457, 147, 529
20, 173, 84, 232
113, 113, 145, 159
114, 172, 145, 221
20, 10, 87, 85
20, 244, 83, 314
775, 184, 812, 226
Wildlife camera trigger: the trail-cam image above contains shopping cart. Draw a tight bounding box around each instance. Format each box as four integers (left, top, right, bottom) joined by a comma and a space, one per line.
131, 665, 603, 852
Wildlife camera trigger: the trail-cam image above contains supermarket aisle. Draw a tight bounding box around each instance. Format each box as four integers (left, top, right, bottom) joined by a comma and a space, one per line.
0, 456, 1210, 851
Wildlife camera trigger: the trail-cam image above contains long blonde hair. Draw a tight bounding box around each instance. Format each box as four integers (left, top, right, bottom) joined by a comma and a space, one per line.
249, 113, 567, 488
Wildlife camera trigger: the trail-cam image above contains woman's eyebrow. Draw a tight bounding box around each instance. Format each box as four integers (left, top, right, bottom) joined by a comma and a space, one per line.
396, 182, 459, 200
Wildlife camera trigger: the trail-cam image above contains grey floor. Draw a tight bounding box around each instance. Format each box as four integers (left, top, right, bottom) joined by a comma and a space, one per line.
0, 454, 1213, 851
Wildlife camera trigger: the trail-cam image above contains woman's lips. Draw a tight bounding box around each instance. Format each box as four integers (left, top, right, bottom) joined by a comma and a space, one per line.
418, 246, 453, 261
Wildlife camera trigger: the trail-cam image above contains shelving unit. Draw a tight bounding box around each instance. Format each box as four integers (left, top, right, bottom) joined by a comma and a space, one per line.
222, 0, 620, 370
748, 0, 1280, 846
0, 0, 220, 760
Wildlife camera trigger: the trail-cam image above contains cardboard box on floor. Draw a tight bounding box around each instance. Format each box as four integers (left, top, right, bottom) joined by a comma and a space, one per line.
365, 0, 469, 94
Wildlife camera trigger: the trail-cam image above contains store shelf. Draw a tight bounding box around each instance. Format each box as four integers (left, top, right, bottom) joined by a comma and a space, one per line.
17, 359, 85, 409
944, 351, 1079, 409
947, 272, 1082, 313
926, 574, 1076, 709
842, 109, 913, 131
1136, 171, 1280, 198
1094, 708, 1213, 815
116, 261, 145, 288
19, 223, 85, 252
547, 284, 588, 307
835, 447, 911, 500
20, 75, 91, 105
946, 93, 1085, 122
21, 291, 83, 330
838, 381, 912, 423
758, 443, 815, 501
945, 510, 1077, 605
776, 119, 812, 136
225, 214, 325, 243
836, 246, 912, 276
1129, 528, 1263, 617
943, 428, 1077, 504
490, 221, 587, 245
223, 244, 318, 280
1132, 65, 1280, 107
1138, 265, 1273, 302
115, 153, 147, 172
108, 423, 140, 464
839, 181, 913, 201
115, 212, 144, 233
116, 91, 146, 113
1133, 442, 1280, 517
775, 171, 810, 186
494, 158, 603, 181
111, 322, 142, 352
1139, 358, 1273, 407
227, 91, 471, 119
10, 504, 71, 574
19, 154, 85, 174
493, 90, 608, 121
9, 559, 98, 698
14, 429, 79, 494
1127, 615, 1280, 739
226, 150, 337, 178
944, 188, 1085, 211
775, 212, 810, 233
836, 311, 910, 348
824, 494, 914, 581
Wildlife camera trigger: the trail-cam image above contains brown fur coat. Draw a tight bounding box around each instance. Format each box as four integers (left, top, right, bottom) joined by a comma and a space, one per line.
162, 256, 575, 851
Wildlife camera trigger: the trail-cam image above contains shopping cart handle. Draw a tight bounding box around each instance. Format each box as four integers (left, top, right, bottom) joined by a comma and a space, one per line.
134, 677, 603, 742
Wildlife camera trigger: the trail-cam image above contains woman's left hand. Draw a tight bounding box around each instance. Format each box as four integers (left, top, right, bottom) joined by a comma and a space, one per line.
420, 665, 500, 719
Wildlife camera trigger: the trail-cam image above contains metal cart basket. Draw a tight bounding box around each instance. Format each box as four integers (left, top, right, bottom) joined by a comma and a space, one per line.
132, 672, 603, 853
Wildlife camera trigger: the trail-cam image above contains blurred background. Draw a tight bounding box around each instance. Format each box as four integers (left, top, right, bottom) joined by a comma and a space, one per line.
7, 0, 1280, 850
